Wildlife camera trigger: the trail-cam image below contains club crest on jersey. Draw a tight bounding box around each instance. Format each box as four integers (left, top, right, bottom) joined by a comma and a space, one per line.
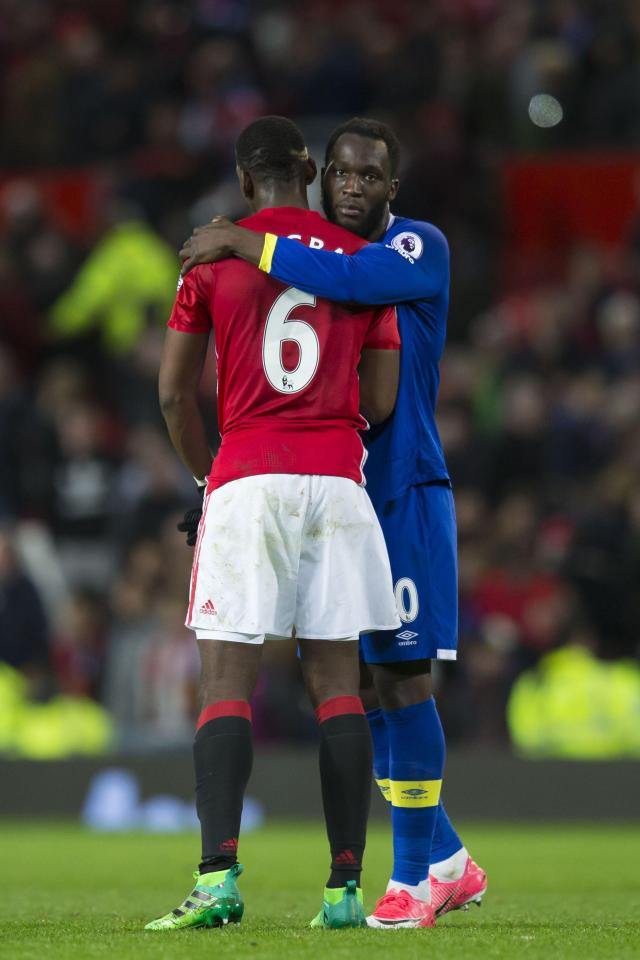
387, 231, 423, 264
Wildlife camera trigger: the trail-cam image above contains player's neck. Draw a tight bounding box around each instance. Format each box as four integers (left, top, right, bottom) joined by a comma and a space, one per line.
250, 185, 309, 214
365, 204, 391, 243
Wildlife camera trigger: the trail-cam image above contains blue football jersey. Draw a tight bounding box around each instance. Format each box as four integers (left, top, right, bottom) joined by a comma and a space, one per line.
264, 212, 451, 509
364, 215, 449, 508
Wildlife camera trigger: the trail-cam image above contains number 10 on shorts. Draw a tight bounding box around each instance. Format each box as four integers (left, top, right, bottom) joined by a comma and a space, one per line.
395, 577, 419, 623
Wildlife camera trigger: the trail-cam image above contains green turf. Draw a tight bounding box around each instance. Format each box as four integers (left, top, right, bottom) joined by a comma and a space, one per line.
0, 821, 638, 959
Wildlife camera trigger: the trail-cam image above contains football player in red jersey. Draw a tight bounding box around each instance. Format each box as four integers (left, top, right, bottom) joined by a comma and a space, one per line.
145, 117, 400, 931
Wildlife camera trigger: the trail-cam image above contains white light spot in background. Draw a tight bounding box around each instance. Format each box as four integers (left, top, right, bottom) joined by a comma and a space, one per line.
528, 94, 563, 128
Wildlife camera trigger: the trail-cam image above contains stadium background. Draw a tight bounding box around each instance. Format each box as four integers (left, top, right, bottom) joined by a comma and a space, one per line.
1, 0, 640, 808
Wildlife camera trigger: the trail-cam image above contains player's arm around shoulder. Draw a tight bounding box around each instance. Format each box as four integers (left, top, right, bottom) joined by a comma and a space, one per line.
333, 217, 449, 305
382, 218, 450, 300
264, 219, 448, 306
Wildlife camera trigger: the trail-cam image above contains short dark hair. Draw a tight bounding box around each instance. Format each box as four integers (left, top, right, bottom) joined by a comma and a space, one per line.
325, 117, 400, 178
235, 116, 309, 182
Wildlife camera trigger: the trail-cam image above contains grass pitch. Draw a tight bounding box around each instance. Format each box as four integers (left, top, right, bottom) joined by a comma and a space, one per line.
0, 821, 638, 960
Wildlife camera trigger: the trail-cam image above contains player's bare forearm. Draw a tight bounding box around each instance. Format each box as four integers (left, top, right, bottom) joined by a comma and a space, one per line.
180, 218, 264, 275
160, 397, 212, 481
358, 348, 400, 424
159, 327, 212, 481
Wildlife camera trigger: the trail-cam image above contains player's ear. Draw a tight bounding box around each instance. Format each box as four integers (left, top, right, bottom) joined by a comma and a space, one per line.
388, 178, 400, 202
236, 166, 254, 201
304, 157, 317, 186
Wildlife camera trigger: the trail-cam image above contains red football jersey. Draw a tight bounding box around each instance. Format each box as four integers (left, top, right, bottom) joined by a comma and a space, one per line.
169, 207, 399, 491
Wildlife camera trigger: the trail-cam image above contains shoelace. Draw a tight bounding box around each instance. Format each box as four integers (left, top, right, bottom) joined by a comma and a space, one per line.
375, 890, 414, 912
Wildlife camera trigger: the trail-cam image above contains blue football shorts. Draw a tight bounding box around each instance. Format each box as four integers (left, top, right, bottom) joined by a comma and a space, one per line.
360, 481, 458, 664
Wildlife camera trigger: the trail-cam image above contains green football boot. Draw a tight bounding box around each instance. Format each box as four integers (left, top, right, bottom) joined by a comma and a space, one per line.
309, 880, 367, 929
144, 863, 244, 931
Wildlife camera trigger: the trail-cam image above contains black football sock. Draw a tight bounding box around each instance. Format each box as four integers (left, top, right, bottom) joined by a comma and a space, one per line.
316, 696, 372, 888
194, 700, 253, 875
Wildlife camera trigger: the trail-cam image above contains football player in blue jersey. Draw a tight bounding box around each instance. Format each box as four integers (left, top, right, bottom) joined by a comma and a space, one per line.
179, 116, 488, 928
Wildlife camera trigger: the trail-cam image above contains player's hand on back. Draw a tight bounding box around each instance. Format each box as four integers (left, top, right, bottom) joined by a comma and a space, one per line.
180, 217, 265, 275
180, 217, 238, 274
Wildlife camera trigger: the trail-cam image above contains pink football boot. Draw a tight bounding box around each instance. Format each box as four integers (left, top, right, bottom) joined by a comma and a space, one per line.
430, 856, 487, 917
367, 889, 436, 929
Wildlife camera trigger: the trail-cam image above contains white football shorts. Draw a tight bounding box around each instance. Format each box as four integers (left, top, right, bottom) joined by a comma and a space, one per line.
186, 474, 400, 641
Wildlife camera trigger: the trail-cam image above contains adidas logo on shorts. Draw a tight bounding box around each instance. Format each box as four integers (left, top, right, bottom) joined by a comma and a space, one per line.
200, 599, 217, 615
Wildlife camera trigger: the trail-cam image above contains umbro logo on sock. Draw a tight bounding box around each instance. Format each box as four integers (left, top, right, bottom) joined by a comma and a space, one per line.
200, 599, 217, 615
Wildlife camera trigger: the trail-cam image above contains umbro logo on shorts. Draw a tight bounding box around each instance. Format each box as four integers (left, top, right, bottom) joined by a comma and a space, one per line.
200, 599, 217, 615
396, 630, 418, 642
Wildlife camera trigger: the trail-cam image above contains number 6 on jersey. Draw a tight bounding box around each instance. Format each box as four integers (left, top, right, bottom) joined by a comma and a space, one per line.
262, 287, 319, 394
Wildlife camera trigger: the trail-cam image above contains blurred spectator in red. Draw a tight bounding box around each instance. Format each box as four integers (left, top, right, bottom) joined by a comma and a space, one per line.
471, 493, 571, 653
51, 589, 107, 699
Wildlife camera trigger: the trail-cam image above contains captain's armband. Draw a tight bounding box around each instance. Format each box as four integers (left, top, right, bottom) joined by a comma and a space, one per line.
258, 233, 278, 273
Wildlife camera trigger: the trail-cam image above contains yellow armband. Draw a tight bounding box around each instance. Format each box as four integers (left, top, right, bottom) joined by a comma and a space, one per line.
259, 233, 278, 273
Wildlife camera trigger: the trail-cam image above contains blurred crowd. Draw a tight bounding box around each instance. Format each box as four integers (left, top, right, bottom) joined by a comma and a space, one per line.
1, 0, 640, 752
